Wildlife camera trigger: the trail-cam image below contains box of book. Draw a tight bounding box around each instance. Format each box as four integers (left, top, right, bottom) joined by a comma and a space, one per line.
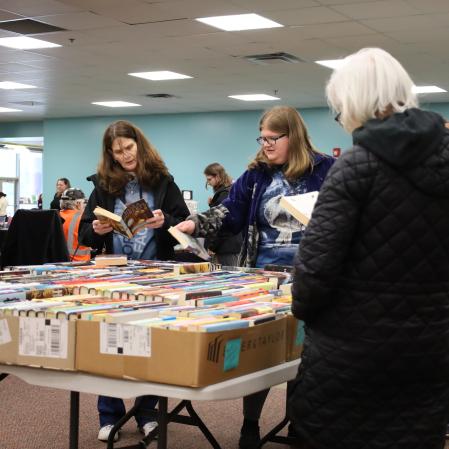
76, 316, 287, 387
286, 315, 304, 361
0, 314, 76, 370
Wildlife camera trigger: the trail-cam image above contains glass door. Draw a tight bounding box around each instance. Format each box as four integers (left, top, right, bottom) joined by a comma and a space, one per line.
0, 178, 18, 216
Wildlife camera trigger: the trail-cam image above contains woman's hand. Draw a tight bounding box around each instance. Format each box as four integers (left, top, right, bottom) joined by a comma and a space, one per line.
175, 219, 195, 235
145, 209, 165, 229
92, 219, 113, 235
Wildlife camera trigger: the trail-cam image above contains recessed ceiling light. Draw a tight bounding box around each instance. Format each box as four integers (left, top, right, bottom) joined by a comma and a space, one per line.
129, 71, 192, 81
228, 94, 281, 101
0, 81, 37, 90
196, 13, 283, 31
315, 59, 345, 69
91, 101, 141, 108
412, 85, 447, 94
0, 36, 61, 49
0, 107, 22, 112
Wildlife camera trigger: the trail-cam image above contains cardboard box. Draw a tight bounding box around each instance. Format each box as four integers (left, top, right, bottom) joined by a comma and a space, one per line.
0, 315, 76, 370
76, 317, 287, 387
286, 315, 303, 361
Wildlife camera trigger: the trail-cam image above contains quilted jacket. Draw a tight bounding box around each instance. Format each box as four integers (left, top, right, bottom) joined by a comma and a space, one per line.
289, 108, 449, 449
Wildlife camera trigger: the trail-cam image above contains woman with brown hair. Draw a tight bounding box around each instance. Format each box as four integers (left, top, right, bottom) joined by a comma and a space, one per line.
79, 120, 189, 443
203, 162, 242, 266
176, 105, 335, 448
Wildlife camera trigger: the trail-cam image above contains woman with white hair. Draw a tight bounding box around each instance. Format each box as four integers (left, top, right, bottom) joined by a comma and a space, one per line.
288, 47, 449, 449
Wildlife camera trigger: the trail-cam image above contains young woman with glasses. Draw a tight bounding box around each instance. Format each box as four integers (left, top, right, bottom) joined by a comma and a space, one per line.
79, 120, 189, 443
176, 105, 335, 449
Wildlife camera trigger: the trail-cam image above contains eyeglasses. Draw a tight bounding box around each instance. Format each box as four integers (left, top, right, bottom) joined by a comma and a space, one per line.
256, 134, 286, 146
334, 113, 342, 125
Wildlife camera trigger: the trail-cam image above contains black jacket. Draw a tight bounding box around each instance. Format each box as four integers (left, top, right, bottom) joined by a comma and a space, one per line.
289, 109, 449, 449
2, 209, 69, 267
50, 193, 61, 210
79, 174, 189, 260
205, 185, 243, 255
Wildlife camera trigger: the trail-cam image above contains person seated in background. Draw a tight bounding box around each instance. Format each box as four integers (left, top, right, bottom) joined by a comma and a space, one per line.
0, 192, 8, 224
203, 162, 242, 266
59, 188, 91, 262
50, 177, 71, 210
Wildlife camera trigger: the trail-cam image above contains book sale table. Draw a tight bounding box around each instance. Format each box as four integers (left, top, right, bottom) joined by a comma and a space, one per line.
0, 359, 300, 449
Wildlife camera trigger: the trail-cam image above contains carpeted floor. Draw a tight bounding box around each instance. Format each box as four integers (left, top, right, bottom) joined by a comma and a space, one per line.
0, 374, 291, 449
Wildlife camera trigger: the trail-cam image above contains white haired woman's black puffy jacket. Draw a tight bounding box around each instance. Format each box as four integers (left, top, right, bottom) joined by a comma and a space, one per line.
289, 109, 449, 449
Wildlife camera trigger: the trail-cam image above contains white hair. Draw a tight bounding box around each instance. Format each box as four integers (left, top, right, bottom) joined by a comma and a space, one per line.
326, 47, 418, 132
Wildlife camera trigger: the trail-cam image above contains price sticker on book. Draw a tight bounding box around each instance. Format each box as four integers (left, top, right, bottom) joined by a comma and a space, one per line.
100, 323, 151, 357
0, 319, 11, 345
19, 318, 68, 358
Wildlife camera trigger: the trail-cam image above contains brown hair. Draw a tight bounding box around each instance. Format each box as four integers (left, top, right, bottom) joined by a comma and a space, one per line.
97, 120, 169, 195
248, 105, 321, 180
204, 163, 232, 190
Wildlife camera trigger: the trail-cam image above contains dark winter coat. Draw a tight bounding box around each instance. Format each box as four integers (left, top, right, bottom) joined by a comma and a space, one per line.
192, 153, 335, 267
204, 185, 243, 255
289, 108, 449, 449
79, 174, 189, 260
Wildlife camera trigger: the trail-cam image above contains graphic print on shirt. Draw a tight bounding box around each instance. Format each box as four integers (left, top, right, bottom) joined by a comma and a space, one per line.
112, 179, 156, 260
257, 170, 307, 246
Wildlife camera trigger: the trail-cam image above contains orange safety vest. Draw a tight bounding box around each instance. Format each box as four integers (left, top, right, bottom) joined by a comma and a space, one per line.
60, 209, 91, 262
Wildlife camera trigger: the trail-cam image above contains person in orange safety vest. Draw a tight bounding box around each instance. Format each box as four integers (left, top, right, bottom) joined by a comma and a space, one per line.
59, 188, 91, 262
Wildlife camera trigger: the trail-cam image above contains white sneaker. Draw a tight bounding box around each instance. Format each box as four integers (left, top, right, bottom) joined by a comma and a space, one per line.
140, 421, 157, 437
98, 424, 120, 442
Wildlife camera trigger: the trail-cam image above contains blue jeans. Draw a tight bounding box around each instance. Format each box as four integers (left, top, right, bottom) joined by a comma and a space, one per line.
98, 395, 158, 428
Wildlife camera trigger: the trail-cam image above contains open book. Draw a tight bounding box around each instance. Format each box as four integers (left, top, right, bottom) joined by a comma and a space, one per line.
93, 198, 154, 239
279, 191, 318, 226
168, 226, 211, 261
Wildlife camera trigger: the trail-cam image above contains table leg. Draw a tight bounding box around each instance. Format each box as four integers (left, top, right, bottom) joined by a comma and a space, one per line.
69, 391, 80, 449
157, 397, 168, 449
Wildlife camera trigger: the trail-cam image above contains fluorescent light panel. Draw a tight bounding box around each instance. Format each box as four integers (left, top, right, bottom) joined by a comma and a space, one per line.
0, 107, 21, 112
0, 36, 61, 49
129, 71, 192, 81
196, 13, 283, 31
0, 81, 36, 89
412, 85, 446, 94
92, 101, 141, 108
315, 59, 345, 69
228, 94, 280, 101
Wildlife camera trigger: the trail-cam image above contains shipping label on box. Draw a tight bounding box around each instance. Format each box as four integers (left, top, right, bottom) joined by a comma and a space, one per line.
0, 318, 12, 345
19, 317, 68, 358
100, 323, 151, 357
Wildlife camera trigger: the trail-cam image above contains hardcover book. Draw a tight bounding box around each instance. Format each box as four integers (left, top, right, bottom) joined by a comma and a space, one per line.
168, 226, 210, 261
279, 191, 318, 226
93, 199, 154, 239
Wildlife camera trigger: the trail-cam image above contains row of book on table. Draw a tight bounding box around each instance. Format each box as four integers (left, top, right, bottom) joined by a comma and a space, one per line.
0, 260, 303, 387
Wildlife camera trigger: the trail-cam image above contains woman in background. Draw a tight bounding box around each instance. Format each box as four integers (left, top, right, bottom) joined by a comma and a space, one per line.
176, 105, 334, 449
289, 47, 449, 449
203, 162, 242, 266
80, 120, 189, 443
50, 177, 70, 210
0, 192, 8, 223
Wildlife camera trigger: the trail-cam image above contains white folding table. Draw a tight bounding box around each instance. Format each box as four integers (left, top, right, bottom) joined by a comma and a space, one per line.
0, 360, 300, 449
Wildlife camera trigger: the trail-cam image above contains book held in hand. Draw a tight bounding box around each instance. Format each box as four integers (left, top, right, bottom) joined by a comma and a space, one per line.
168, 226, 211, 261
93, 199, 154, 238
279, 191, 318, 226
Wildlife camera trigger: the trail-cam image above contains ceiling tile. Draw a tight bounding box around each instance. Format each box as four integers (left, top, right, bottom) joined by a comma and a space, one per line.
331, 0, 421, 19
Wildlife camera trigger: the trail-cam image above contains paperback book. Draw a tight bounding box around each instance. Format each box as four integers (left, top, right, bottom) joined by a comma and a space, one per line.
279, 191, 318, 226
168, 226, 210, 261
94, 199, 154, 239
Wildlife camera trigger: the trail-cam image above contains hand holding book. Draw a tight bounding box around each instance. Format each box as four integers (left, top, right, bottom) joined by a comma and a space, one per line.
175, 219, 196, 235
